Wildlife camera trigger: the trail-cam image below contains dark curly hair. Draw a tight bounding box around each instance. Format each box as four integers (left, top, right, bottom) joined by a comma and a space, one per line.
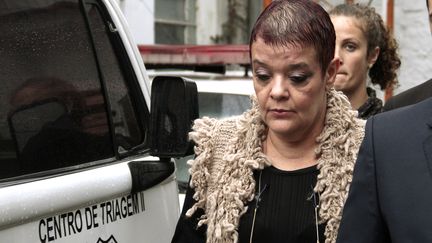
329, 4, 401, 90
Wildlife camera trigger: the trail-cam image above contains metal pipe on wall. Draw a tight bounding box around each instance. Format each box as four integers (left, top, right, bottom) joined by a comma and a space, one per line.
384, 0, 395, 100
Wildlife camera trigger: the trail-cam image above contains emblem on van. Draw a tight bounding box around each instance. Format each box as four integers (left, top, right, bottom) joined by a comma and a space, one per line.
97, 235, 118, 243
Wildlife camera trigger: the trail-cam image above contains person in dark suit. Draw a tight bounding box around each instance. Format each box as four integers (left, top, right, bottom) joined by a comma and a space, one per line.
336, 1, 432, 242
383, 0, 432, 111
336, 97, 432, 242
383, 77, 432, 110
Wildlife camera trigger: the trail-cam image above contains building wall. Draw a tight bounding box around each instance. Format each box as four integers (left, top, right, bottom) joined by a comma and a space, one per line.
393, 0, 432, 94
116, 0, 432, 95
197, 0, 250, 44
196, 0, 227, 44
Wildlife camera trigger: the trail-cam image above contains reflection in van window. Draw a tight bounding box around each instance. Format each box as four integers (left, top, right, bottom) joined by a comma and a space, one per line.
9, 77, 113, 175
0, 1, 115, 179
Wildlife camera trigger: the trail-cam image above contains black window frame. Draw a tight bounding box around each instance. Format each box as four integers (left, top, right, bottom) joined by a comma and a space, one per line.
81, 0, 151, 158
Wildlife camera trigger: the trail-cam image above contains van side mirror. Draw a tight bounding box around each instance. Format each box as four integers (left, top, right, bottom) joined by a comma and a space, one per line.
150, 76, 198, 158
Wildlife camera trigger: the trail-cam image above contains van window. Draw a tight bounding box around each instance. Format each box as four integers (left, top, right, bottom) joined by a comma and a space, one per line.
85, 2, 146, 152
0, 0, 145, 180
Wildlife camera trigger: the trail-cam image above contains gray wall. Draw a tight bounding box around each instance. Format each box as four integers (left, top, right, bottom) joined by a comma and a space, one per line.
394, 0, 432, 93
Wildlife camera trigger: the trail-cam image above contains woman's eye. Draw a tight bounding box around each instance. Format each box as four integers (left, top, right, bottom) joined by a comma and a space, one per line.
255, 73, 271, 82
290, 75, 308, 84
344, 43, 356, 52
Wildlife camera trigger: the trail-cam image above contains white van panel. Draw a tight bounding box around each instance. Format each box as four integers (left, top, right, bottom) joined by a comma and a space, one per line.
0, 0, 183, 241
0, 178, 179, 243
0, 162, 131, 230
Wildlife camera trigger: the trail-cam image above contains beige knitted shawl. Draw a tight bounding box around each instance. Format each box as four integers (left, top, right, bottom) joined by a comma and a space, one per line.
186, 88, 365, 243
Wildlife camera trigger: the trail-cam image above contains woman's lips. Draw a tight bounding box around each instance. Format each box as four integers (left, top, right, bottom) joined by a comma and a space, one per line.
270, 109, 289, 112
268, 109, 294, 117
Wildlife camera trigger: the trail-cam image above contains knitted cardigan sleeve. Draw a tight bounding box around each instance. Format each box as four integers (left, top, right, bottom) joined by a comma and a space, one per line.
183, 104, 269, 243
186, 117, 219, 217
171, 117, 218, 243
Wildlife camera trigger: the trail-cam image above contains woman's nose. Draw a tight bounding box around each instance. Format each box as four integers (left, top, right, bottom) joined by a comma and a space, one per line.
335, 47, 343, 65
270, 77, 288, 100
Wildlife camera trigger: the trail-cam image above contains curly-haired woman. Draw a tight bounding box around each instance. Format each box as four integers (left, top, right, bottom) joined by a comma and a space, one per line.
330, 4, 401, 119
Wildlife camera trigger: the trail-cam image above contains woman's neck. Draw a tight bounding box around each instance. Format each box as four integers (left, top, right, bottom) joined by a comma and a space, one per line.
346, 88, 369, 110
263, 132, 318, 171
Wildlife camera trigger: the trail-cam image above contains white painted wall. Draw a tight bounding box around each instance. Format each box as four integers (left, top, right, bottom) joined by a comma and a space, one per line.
116, 0, 226, 45
196, 0, 227, 44
116, 0, 154, 44
393, 0, 432, 94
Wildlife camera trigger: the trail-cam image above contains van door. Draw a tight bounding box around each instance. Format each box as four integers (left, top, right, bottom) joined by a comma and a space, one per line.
0, 0, 180, 242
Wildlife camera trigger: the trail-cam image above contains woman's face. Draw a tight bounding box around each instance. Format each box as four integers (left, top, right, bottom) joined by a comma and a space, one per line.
331, 15, 378, 96
251, 38, 337, 142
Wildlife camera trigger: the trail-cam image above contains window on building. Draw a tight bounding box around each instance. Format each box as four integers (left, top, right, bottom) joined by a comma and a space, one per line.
155, 0, 196, 44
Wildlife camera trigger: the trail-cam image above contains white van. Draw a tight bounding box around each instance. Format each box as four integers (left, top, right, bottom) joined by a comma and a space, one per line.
0, 0, 197, 242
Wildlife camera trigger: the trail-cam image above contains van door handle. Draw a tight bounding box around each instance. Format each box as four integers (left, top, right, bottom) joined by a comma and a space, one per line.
128, 160, 175, 193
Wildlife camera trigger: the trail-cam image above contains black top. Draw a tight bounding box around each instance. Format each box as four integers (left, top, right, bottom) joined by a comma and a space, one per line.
172, 165, 326, 243
358, 87, 383, 119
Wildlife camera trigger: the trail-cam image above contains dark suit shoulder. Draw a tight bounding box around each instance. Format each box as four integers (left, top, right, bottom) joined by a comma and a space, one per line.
383, 78, 432, 111
373, 97, 432, 136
